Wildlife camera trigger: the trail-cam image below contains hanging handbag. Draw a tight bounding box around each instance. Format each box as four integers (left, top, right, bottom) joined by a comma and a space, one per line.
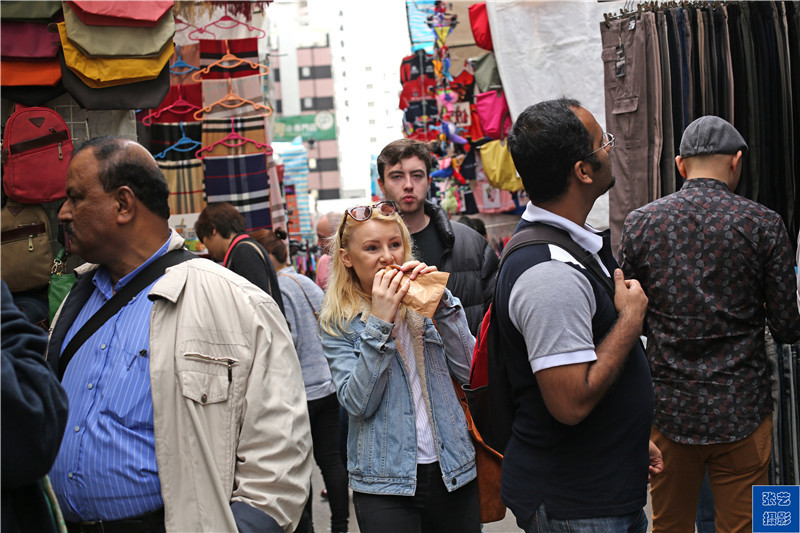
65, 1, 174, 28
57, 22, 174, 88
0, 21, 59, 58
0, 59, 62, 87
475, 89, 512, 140
63, 2, 175, 58
0, 1, 62, 21
1, 105, 72, 203
49, 248, 76, 324
471, 52, 501, 94
479, 140, 523, 192
468, 2, 493, 51
1, 203, 54, 293
58, 50, 170, 110
452, 378, 506, 523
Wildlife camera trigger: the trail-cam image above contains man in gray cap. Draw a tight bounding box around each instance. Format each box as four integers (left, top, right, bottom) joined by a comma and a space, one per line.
619, 116, 800, 532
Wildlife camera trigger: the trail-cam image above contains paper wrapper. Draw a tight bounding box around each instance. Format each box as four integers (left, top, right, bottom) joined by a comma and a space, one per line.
389, 266, 450, 319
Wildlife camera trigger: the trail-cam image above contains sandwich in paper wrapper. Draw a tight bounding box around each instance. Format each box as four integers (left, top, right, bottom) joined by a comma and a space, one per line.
387, 265, 450, 319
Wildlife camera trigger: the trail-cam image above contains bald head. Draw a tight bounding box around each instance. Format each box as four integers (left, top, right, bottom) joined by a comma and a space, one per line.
316, 211, 341, 251
75, 136, 171, 219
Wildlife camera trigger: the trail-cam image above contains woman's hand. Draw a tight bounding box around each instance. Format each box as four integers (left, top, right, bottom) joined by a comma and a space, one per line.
398, 260, 438, 280
370, 266, 410, 323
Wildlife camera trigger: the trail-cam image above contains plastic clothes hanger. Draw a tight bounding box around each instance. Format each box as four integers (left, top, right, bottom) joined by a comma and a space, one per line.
170, 44, 201, 76
192, 77, 272, 120
141, 85, 201, 125
190, 39, 270, 82
187, 15, 266, 41
174, 16, 215, 38
195, 117, 273, 159
154, 122, 202, 160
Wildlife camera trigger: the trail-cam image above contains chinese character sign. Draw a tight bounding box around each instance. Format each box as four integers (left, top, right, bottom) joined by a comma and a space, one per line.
753, 485, 800, 533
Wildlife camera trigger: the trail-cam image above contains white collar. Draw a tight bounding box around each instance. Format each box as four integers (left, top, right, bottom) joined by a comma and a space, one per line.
521, 202, 604, 255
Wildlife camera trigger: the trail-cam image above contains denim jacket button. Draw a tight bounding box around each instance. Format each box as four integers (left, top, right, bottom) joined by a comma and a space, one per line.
440, 442, 444, 449
451, 477, 457, 485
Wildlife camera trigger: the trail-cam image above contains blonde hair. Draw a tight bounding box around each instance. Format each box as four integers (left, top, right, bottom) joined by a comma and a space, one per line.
319, 207, 415, 336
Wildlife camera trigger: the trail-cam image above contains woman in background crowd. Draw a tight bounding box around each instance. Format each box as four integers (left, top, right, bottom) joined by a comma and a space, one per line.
252, 228, 350, 533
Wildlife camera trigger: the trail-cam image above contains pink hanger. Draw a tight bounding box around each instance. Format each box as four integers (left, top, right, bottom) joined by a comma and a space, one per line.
187, 15, 266, 41
193, 77, 272, 120
195, 117, 273, 159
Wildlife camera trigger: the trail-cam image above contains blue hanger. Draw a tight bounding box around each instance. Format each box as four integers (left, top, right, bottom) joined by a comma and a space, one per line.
169, 44, 200, 76
154, 122, 202, 160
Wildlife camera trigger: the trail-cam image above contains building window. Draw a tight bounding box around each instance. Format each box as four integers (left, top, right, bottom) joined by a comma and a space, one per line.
367, 101, 374, 107
301, 66, 311, 77
369, 119, 375, 125
370, 137, 377, 143
366, 84, 373, 89
303, 97, 313, 109
365, 66, 372, 72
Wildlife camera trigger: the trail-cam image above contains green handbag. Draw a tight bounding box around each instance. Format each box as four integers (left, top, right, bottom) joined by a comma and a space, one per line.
49, 248, 76, 324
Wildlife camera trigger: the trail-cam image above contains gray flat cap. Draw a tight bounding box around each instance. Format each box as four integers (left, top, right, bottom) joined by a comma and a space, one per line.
679, 115, 748, 158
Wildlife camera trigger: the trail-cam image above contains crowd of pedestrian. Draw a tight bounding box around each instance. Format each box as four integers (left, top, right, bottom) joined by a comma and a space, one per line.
3, 98, 799, 533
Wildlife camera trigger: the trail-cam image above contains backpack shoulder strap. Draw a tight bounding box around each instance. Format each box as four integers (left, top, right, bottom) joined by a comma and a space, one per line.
499, 224, 614, 299
58, 248, 196, 380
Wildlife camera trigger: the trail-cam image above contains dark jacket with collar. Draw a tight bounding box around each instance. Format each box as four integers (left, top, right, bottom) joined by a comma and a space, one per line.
423, 201, 499, 334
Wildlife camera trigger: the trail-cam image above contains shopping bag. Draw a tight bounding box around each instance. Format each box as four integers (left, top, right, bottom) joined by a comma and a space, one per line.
66, 1, 174, 28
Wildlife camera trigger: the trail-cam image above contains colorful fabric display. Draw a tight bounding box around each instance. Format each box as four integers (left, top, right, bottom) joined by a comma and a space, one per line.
0, 21, 59, 58
200, 74, 266, 119
158, 159, 205, 215
202, 152, 272, 231
149, 122, 202, 161
148, 84, 202, 124
273, 140, 312, 239
62, 2, 175, 58
66, 1, 174, 28
268, 163, 286, 231
169, 43, 200, 85
57, 22, 174, 88
198, 38, 260, 79
200, 115, 269, 157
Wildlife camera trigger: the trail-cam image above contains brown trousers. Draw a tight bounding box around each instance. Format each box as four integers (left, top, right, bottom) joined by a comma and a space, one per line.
650, 416, 772, 533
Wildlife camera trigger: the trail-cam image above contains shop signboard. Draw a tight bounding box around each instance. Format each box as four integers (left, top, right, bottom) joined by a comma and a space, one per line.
273, 112, 336, 142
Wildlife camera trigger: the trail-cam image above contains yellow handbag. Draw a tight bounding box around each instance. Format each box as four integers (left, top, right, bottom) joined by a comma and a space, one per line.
63, 2, 175, 58
479, 140, 524, 192
57, 22, 174, 88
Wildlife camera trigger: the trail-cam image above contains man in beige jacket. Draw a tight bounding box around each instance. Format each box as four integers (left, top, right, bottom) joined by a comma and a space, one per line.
47, 137, 312, 532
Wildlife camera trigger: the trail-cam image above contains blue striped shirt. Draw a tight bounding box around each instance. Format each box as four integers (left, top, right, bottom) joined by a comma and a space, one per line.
50, 238, 171, 521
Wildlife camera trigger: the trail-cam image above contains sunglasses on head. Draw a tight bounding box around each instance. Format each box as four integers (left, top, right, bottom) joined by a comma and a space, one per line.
339, 201, 398, 239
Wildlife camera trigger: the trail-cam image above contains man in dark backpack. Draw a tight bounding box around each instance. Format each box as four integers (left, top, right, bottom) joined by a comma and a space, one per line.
496, 98, 662, 532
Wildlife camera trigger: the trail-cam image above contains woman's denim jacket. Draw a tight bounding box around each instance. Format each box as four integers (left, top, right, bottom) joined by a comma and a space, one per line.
321, 289, 477, 496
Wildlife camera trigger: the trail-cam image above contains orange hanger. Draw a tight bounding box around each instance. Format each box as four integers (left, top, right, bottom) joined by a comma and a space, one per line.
195, 117, 273, 159
191, 39, 270, 82
187, 15, 266, 41
193, 78, 272, 120
142, 86, 201, 125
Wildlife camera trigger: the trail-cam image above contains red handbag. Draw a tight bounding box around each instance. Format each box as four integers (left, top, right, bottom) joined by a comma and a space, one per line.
1, 106, 73, 203
66, 1, 174, 28
468, 2, 493, 51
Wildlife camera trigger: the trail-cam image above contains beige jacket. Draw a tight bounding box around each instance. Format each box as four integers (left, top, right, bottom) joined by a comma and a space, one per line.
57, 232, 312, 532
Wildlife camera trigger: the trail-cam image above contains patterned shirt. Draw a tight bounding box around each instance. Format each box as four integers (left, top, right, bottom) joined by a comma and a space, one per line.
620, 178, 800, 444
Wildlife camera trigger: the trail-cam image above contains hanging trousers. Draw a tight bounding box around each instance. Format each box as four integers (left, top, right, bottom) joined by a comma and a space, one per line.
657, 11, 676, 196
601, 12, 662, 254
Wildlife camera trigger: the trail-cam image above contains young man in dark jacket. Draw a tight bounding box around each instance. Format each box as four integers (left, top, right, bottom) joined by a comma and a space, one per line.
377, 139, 499, 334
